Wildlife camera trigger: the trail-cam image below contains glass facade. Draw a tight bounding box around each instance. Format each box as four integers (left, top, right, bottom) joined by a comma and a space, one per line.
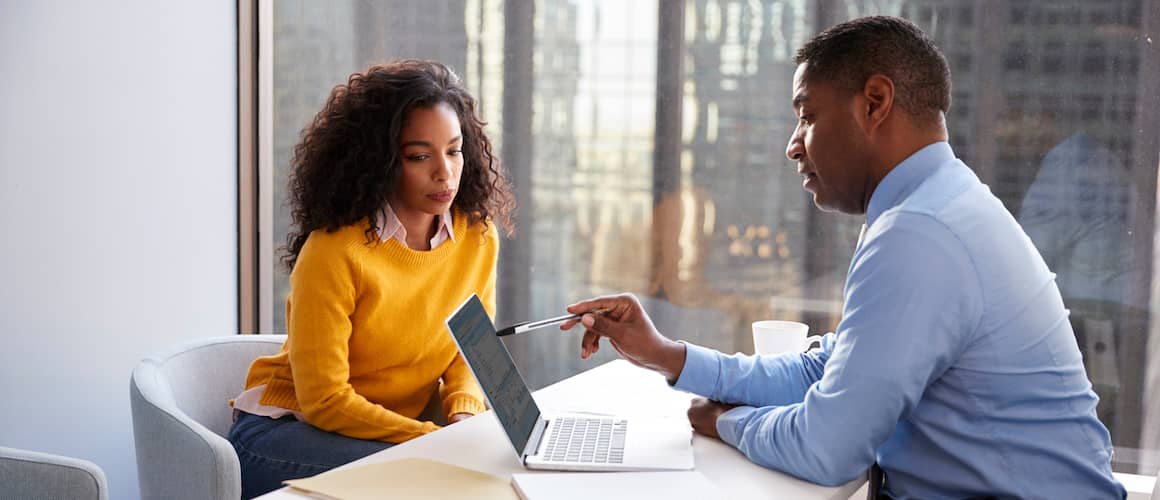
262, 0, 1160, 474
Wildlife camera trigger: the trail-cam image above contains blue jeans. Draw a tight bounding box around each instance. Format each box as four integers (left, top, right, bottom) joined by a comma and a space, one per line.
228, 411, 395, 499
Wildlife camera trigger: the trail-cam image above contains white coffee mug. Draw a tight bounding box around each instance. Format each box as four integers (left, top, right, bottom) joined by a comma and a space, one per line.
751, 320, 822, 355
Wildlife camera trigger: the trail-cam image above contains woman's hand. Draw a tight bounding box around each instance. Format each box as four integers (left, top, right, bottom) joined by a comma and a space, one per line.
448, 413, 473, 424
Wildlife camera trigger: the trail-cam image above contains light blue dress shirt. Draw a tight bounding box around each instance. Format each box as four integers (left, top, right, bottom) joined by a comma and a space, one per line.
674, 142, 1124, 499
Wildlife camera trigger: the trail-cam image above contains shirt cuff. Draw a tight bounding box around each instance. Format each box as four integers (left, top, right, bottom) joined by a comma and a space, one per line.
673, 342, 721, 397
715, 405, 755, 448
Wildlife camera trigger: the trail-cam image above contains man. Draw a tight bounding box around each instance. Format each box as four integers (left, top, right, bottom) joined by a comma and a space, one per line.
1019, 127, 1147, 434
561, 16, 1123, 499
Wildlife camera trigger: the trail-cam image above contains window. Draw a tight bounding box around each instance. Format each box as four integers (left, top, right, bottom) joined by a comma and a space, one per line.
249, 0, 1160, 474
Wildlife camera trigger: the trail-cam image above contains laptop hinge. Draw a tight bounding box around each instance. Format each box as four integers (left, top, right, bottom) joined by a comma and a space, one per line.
522, 418, 548, 463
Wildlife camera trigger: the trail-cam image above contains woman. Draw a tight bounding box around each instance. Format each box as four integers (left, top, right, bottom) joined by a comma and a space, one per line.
227, 60, 515, 498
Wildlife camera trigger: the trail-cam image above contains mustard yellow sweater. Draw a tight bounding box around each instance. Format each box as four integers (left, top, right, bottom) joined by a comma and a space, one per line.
243, 214, 494, 443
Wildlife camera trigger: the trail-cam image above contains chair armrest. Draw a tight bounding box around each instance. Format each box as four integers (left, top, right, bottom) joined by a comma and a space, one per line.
0, 446, 108, 500
130, 367, 242, 500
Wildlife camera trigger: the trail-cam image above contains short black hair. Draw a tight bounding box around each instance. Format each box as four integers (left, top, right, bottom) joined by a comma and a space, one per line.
794, 16, 951, 124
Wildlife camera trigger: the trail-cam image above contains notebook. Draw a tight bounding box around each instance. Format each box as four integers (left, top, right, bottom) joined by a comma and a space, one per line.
284, 457, 517, 500
445, 294, 695, 472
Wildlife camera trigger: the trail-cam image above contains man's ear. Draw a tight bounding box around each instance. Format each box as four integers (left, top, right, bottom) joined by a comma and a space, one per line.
862, 74, 894, 130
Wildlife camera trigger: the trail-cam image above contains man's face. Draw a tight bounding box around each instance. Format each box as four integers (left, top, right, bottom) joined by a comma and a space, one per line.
785, 63, 873, 214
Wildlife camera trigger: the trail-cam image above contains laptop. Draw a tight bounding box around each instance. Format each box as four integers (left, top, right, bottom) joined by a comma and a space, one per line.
445, 294, 695, 472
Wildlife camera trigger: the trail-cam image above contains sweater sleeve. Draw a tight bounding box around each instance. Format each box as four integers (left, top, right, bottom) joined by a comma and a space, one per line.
288, 235, 440, 442
439, 229, 495, 417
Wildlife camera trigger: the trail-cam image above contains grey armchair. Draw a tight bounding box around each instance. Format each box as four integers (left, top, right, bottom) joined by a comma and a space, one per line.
0, 446, 108, 500
130, 334, 286, 500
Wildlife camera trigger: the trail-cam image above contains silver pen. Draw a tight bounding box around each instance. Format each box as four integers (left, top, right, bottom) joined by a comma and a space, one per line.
496, 309, 609, 337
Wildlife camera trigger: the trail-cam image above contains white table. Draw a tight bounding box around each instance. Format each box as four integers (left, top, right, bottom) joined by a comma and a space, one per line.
259, 359, 865, 499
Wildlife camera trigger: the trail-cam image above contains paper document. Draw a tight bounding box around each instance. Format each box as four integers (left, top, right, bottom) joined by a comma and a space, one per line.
284, 457, 518, 500
511, 470, 725, 500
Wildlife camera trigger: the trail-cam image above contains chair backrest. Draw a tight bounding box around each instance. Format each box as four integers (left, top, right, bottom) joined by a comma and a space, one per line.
0, 446, 108, 500
130, 335, 285, 500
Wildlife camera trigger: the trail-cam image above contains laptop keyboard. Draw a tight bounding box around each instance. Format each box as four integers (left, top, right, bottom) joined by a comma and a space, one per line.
543, 416, 627, 464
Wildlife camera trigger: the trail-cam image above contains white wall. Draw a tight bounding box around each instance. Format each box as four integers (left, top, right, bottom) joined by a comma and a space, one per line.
0, 2, 237, 498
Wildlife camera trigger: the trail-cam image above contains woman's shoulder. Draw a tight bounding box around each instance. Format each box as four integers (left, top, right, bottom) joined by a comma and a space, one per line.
301, 220, 377, 256
453, 212, 500, 245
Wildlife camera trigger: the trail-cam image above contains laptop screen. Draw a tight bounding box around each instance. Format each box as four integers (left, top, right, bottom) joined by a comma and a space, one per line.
446, 294, 542, 455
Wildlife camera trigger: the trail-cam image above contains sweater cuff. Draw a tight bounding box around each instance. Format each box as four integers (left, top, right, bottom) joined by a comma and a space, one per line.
443, 393, 487, 417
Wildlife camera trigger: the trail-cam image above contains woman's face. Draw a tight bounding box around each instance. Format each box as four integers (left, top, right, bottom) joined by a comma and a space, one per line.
393, 102, 464, 219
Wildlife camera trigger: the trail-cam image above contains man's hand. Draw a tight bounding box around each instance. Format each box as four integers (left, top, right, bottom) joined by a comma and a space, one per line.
687, 397, 737, 439
447, 413, 472, 424
559, 293, 686, 381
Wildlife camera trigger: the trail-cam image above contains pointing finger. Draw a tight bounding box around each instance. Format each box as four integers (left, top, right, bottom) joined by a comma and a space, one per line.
581, 329, 600, 359
581, 313, 622, 341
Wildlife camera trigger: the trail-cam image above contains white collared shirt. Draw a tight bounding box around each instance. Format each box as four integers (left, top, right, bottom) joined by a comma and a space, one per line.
379, 203, 456, 249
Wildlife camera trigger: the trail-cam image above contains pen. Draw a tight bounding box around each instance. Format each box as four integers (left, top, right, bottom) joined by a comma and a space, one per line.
496, 309, 609, 337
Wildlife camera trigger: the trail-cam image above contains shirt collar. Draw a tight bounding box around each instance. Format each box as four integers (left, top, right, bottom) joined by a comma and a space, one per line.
865, 141, 955, 228
379, 202, 456, 245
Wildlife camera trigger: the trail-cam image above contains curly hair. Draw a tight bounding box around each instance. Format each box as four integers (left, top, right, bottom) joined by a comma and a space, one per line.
282, 60, 516, 270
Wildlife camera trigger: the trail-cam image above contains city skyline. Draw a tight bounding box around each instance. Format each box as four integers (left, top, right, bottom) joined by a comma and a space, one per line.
265, 0, 1159, 473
